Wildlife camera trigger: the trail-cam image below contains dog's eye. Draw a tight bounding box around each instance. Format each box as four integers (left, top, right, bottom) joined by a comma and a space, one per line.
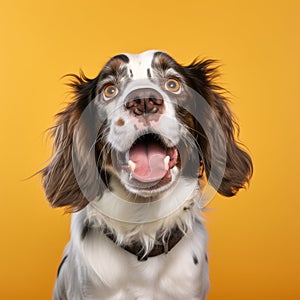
103, 85, 118, 100
165, 79, 181, 93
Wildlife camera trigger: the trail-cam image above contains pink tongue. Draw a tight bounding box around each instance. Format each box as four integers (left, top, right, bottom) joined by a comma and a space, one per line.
129, 143, 168, 183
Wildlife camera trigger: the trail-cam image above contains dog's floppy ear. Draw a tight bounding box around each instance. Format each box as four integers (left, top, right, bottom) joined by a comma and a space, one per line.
41, 72, 102, 212
184, 59, 253, 196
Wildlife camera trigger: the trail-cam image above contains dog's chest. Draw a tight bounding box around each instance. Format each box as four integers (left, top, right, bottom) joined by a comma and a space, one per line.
81, 225, 209, 299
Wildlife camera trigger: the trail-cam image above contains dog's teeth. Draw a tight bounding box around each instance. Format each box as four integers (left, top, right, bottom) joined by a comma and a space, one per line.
128, 160, 136, 172
164, 156, 170, 170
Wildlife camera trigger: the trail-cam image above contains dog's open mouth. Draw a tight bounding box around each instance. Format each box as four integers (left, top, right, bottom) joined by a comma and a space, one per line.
125, 133, 178, 186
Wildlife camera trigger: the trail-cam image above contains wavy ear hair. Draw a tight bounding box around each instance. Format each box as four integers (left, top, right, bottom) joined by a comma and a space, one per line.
41, 72, 102, 212
183, 59, 253, 196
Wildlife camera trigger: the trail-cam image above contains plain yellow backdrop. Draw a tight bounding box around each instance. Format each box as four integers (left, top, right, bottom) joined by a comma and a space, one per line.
1, 0, 300, 299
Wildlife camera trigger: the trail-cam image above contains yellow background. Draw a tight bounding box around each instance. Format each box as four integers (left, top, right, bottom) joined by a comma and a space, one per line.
1, 0, 300, 299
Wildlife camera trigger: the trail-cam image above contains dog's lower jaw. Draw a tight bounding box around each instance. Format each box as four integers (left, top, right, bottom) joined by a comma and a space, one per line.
119, 166, 180, 198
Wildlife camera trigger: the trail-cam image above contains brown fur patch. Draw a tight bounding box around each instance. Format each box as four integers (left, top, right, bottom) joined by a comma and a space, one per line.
116, 118, 125, 126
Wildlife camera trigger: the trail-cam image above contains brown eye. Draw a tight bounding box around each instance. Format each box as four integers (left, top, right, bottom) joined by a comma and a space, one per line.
165, 78, 181, 93
103, 84, 118, 100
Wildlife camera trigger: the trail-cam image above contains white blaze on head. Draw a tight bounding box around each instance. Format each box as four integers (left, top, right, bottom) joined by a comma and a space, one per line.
122, 50, 161, 79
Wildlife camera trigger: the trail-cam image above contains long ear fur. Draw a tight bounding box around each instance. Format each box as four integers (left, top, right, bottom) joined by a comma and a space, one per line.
184, 59, 253, 196
40, 71, 100, 212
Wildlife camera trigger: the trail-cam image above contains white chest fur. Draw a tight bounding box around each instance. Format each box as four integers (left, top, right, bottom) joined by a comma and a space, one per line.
57, 211, 209, 300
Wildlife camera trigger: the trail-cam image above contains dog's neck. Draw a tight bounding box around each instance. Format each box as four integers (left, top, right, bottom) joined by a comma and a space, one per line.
83, 176, 203, 248
91, 176, 200, 222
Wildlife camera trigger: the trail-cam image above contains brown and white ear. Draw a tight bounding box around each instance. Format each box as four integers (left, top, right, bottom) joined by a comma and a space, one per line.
202, 89, 253, 196
41, 73, 104, 212
184, 59, 253, 196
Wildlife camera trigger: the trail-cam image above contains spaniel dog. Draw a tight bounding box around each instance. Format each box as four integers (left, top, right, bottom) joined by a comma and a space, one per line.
41, 50, 253, 300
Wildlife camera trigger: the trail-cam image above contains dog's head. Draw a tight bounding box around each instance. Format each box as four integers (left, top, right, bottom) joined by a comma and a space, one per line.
41, 50, 253, 211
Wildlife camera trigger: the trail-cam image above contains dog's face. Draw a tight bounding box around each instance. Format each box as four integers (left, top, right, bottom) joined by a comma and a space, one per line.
96, 50, 198, 196
41, 50, 253, 211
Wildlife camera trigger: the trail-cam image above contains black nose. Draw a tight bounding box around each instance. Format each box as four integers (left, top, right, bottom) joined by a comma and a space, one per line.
125, 88, 164, 115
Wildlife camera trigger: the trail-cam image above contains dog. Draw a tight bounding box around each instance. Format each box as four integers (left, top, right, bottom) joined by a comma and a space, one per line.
41, 50, 253, 299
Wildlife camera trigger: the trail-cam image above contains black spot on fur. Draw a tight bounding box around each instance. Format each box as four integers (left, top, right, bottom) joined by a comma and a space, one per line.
147, 68, 151, 78
193, 253, 199, 265
130, 69, 133, 78
205, 253, 208, 263
81, 221, 93, 240
57, 255, 68, 277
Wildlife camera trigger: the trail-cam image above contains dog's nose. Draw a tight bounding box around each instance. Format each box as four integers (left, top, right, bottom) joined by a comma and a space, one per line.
125, 88, 164, 115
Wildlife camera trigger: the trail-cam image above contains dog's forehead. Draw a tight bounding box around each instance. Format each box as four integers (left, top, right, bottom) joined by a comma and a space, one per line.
121, 50, 161, 79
